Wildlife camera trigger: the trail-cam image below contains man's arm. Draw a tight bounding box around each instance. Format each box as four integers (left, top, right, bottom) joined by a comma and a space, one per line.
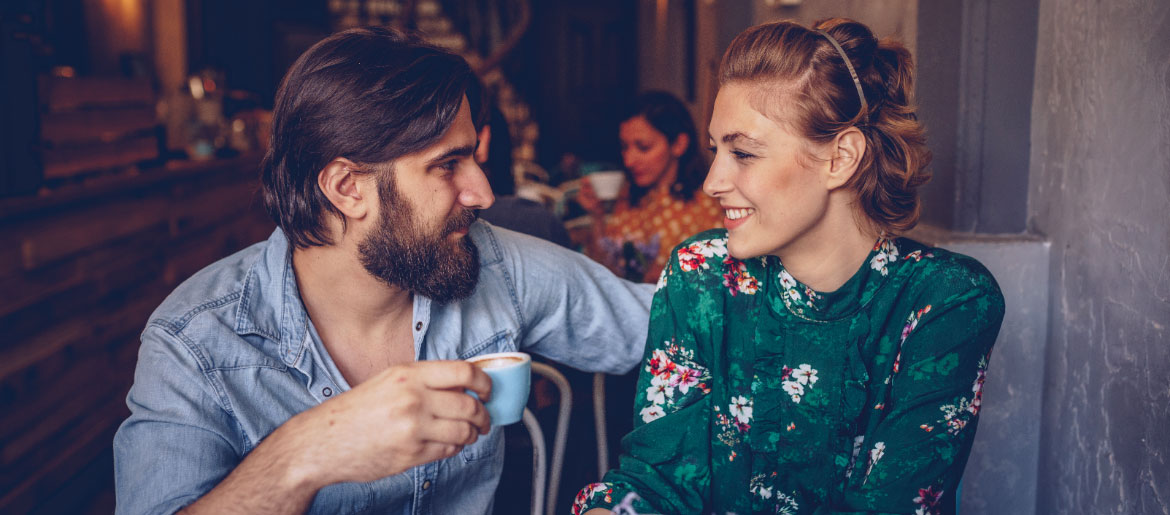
493, 226, 654, 374
180, 361, 492, 514
116, 326, 491, 514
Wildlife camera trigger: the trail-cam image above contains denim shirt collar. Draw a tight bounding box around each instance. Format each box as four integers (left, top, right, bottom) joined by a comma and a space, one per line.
234, 229, 314, 372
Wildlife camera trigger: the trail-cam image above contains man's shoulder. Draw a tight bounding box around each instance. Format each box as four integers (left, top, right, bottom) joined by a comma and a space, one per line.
148, 239, 269, 335
469, 219, 573, 268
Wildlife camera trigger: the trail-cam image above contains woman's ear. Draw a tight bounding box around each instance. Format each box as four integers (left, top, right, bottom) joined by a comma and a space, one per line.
318, 157, 371, 221
826, 127, 866, 190
670, 132, 690, 158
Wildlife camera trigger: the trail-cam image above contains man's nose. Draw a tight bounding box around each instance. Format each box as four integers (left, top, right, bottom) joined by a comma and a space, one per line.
457, 163, 495, 210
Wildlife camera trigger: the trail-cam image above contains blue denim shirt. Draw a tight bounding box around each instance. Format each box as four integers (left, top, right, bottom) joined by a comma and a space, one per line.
113, 221, 653, 514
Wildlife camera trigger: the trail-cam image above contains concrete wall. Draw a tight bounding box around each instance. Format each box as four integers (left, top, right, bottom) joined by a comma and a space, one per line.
1028, 0, 1170, 513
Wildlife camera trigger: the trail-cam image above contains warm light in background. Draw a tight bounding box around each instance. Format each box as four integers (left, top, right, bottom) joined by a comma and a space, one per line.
84, 0, 148, 73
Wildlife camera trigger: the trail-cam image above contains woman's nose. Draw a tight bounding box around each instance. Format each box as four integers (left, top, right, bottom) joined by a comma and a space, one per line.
703, 162, 726, 197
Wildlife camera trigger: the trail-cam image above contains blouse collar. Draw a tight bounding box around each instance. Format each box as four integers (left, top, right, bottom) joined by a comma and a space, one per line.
763, 237, 903, 322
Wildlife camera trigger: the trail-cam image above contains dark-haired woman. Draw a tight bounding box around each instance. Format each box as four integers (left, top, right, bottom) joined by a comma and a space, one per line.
576, 19, 1004, 515
581, 91, 724, 283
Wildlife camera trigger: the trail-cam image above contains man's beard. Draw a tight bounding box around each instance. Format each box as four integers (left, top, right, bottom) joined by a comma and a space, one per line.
358, 178, 480, 304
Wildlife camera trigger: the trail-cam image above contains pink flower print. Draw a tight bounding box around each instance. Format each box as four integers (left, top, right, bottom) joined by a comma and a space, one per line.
646, 349, 676, 379
913, 486, 944, 513
672, 366, 701, 394
721, 256, 760, 296
573, 483, 614, 514
780, 366, 793, 381
677, 247, 706, 272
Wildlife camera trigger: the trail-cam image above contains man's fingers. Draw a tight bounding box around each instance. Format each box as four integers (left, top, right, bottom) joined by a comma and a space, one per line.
414, 441, 462, 465
414, 361, 492, 399
421, 418, 484, 447
426, 390, 491, 434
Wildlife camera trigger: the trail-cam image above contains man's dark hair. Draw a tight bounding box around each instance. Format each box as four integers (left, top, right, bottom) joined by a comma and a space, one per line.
261, 26, 475, 248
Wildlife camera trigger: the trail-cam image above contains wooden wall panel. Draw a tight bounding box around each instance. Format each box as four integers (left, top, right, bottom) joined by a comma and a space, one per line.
0, 154, 274, 513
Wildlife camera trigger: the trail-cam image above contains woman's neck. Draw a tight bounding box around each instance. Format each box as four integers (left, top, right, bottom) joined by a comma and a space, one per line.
653, 161, 680, 195
776, 211, 879, 293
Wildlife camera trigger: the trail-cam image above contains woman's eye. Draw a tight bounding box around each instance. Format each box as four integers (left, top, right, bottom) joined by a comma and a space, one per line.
732, 150, 757, 161
706, 146, 717, 154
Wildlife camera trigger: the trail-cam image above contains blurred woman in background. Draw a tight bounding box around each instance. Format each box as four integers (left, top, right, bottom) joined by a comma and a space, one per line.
580, 91, 723, 283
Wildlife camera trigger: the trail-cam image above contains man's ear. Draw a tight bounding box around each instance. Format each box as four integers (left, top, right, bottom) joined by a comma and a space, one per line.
318, 158, 372, 221
475, 125, 492, 165
825, 127, 866, 190
670, 132, 690, 158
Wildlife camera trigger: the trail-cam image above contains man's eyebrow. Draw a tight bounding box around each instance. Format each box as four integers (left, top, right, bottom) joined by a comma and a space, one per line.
721, 132, 766, 148
425, 144, 477, 165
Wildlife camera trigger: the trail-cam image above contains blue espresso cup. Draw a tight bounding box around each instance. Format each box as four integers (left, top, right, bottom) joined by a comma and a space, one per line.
466, 352, 531, 426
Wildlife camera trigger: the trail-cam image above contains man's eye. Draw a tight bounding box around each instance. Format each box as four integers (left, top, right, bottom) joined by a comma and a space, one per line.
439, 160, 459, 172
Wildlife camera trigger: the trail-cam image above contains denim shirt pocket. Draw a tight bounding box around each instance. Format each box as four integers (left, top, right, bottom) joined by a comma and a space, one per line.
459, 330, 514, 462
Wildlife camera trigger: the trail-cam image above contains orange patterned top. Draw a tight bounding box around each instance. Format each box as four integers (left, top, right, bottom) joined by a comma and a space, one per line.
592, 186, 724, 283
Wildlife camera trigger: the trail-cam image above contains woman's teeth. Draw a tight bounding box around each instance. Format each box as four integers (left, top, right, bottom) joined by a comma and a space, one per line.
725, 208, 754, 220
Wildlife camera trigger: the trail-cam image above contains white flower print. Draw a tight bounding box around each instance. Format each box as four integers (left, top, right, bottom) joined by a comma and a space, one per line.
645, 374, 674, 405
793, 364, 818, 386
778, 270, 798, 290
655, 267, 668, 292
864, 441, 886, 485
782, 380, 804, 403
846, 435, 866, 478
692, 238, 728, 258
639, 404, 665, 423
869, 238, 900, 276
729, 395, 753, 425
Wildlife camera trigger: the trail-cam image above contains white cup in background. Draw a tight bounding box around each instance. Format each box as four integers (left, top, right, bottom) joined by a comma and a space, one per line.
587, 171, 625, 201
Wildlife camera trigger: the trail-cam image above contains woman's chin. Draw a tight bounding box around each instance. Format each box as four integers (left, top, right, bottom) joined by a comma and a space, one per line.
726, 238, 759, 261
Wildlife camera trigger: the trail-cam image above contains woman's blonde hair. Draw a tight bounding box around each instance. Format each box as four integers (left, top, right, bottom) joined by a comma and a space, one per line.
719, 18, 932, 234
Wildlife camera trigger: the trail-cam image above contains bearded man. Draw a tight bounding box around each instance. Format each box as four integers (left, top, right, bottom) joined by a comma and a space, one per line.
113, 27, 652, 514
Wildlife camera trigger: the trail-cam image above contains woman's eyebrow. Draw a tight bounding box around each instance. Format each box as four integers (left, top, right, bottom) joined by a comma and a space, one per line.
721, 132, 766, 149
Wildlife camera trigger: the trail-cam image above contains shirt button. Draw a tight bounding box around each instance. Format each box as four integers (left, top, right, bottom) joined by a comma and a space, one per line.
422, 480, 432, 490
415, 321, 423, 331
322, 387, 333, 397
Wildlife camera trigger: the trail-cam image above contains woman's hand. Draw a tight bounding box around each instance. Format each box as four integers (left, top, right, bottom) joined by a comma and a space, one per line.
577, 178, 606, 218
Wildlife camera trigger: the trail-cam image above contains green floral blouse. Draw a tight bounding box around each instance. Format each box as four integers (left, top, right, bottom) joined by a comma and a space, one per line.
574, 230, 1005, 515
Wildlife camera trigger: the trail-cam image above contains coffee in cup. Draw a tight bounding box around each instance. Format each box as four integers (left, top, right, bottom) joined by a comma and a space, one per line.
465, 352, 531, 426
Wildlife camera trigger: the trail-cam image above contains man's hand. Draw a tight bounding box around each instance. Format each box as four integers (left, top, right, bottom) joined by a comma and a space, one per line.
292, 360, 493, 485
180, 360, 492, 514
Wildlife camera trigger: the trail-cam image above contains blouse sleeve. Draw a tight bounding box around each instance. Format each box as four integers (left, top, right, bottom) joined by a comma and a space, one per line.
573, 251, 715, 515
838, 274, 1005, 514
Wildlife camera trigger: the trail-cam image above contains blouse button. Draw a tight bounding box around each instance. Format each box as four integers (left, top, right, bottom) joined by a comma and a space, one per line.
422, 480, 432, 490
322, 387, 333, 397
415, 321, 424, 331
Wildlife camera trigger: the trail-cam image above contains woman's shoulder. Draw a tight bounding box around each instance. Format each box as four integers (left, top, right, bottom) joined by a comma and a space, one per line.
892, 237, 1004, 305
664, 229, 737, 281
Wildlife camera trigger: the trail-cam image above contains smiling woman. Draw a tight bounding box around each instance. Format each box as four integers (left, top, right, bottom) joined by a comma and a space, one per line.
576, 18, 1005, 515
